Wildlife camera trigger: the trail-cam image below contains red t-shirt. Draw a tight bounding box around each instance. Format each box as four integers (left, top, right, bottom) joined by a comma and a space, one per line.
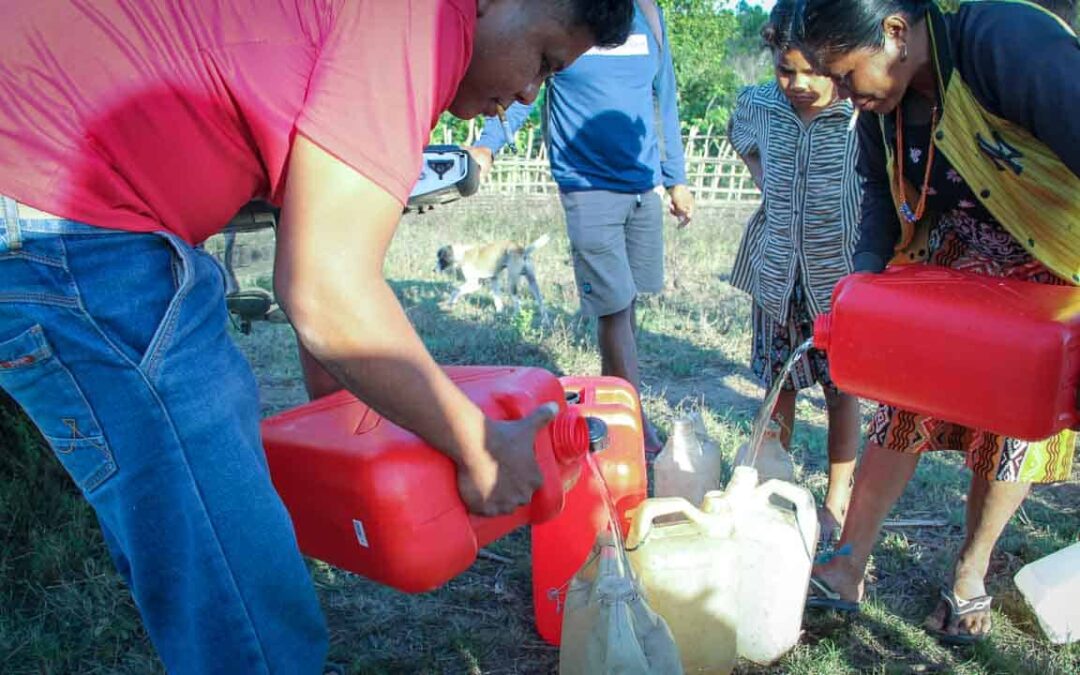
0, 0, 474, 244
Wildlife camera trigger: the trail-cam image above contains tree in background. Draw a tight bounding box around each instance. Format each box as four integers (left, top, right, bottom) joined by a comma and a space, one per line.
660, 0, 739, 131
726, 1, 774, 88
662, 0, 774, 131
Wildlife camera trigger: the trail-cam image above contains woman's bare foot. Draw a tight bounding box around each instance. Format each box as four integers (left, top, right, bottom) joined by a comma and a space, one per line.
810, 548, 864, 603
923, 562, 993, 642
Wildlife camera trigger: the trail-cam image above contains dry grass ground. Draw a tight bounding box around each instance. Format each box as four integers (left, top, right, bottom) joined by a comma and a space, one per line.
2, 196, 1077, 673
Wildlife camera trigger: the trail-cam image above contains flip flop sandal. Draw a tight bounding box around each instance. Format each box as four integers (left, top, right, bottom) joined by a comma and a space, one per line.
806, 544, 860, 613
927, 585, 993, 646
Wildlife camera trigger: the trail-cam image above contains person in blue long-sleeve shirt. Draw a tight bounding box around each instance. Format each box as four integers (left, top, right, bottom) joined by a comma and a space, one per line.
469, 0, 694, 455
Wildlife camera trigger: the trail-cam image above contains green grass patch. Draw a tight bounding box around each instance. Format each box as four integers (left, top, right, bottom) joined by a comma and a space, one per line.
2, 198, 1077, 673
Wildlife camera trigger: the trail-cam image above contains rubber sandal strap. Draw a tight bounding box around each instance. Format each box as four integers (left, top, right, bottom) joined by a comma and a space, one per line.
939, 586, 993, 617
815, 542, 853, 567
809, 575, 841, 600
932, 586, 993, 644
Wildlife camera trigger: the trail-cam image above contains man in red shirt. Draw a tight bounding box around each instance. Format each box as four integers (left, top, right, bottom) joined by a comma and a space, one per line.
0, 1, 634, 672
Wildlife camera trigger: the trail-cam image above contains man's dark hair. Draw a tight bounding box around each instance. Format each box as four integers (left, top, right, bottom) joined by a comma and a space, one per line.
792, 0, 933, 58
560, 0, 636, 48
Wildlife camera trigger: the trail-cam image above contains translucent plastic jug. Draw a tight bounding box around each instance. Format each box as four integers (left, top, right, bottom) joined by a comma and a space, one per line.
625, 497, 739, 674
704, 466, 818, 665
688, 411, 721, 463
533, 376, 648, 645
814, 266, 1080, 440
1014, 541, 1080, 644
559, 532, 684, 675
733, 421, 796, 484
653, 416, 722, 506
261, 366, 588, 593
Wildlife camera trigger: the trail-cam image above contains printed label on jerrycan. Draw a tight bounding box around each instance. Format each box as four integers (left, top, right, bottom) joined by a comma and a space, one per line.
353, 519, 370, 548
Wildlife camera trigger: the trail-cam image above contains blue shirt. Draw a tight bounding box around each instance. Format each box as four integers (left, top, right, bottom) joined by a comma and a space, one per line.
475, 4, 687, 193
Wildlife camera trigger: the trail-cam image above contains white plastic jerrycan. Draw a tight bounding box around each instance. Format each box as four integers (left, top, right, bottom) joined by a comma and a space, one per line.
733, 420, 796, 484
1014, 541, 1080, 644
625, 497, 739, 674
702, 466, 818, 665
654, 416, 723, 506
560, 532, 684, 675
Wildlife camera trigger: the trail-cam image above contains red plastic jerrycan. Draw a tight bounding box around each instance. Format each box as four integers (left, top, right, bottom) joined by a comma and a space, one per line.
814, 266, 1080, 440
261, 366, 589, 593
531, 376, 648, 645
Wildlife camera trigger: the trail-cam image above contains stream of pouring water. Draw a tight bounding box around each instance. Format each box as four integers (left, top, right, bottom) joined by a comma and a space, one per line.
745, 337, 815, 468
585, 452, 631, 569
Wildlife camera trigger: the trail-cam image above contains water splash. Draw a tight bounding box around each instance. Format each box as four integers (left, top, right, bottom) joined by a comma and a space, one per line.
744, 337, 815, 469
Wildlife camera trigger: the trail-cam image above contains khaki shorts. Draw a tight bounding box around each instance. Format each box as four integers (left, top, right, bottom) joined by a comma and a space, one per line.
560, 189, 664, 317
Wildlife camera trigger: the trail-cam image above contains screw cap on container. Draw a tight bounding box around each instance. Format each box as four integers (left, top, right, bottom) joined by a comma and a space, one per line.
586, 417, 609, 454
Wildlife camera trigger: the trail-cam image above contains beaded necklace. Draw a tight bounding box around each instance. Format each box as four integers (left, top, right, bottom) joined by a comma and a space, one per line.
894, 102, 939, 224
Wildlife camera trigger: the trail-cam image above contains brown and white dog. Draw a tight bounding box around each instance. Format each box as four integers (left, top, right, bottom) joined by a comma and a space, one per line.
435, 233, 550, 319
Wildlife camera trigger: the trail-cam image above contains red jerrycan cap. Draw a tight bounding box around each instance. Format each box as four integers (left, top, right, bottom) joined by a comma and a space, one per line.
586, 417, 609, 453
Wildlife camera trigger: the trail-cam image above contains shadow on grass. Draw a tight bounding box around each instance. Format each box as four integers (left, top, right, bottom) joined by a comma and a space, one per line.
390, 276, 764, 420
790, 445, 1080, 675
797, 600, 1065, 675
391, 278, 563, 372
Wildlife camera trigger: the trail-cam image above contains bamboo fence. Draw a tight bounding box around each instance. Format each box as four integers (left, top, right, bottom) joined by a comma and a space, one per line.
436, 121, 760, 204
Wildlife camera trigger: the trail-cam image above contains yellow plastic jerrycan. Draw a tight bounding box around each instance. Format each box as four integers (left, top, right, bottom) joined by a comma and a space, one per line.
702, 466, 819, 665
625, 497, 739, 674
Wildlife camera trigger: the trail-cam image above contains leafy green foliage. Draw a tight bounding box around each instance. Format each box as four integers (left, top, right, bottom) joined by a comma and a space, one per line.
660, 0, 742, 130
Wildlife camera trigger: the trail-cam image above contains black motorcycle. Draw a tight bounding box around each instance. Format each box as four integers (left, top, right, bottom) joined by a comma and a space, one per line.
219, 145, 479, 333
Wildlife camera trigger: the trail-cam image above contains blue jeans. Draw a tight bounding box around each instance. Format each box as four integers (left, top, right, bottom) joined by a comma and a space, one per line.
0, 198, 327, 673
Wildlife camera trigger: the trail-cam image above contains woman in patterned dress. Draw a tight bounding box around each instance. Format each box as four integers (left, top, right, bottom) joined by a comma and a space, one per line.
795, 0, 1079, 645
728, 0, 863, 545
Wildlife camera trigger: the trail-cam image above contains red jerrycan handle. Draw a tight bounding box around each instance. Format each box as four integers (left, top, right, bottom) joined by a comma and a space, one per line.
812, 312, 832, 351
492, 391, 589, 523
